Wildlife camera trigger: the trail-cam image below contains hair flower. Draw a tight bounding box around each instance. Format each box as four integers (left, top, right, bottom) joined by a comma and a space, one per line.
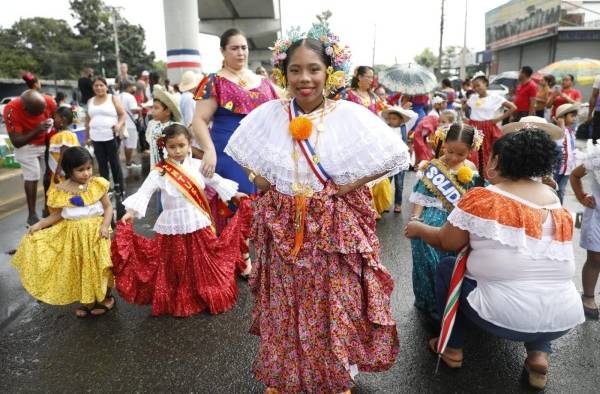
270, 17, 352, 94
472, 128, 484, 151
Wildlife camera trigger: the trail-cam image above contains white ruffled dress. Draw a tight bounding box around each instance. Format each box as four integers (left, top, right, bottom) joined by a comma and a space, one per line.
580, 140, 600, 252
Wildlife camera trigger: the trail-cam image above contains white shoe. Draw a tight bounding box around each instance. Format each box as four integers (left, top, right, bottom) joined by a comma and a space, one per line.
126, 163, 141, 169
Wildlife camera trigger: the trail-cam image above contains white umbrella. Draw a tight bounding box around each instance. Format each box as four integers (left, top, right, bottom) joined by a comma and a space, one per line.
378, 63, 438, 95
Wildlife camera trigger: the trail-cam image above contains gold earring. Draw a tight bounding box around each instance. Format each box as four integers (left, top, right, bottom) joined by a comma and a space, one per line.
486, 167, 498, 179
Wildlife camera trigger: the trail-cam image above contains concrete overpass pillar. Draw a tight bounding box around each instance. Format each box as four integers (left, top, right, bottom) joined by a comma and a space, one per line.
163, 0, 202, 84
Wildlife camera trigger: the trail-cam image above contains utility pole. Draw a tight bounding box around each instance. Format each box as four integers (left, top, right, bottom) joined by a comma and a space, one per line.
372, 23, 376, 67
460, 0, 468, 79
438, 0, 445, 77
110, 7, 121, 77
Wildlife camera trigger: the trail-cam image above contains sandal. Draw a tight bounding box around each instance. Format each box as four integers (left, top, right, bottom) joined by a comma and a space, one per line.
582, 294, 599, 319
75, 304, 95, 318
428, 338, 463, 368
394, 205, 402, 213
524, 355, 548, 390
90, 296, 116, 316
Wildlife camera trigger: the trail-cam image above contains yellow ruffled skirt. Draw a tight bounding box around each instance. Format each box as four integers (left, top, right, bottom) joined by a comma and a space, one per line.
371, 178, 393, 215
12, 216, 113, 305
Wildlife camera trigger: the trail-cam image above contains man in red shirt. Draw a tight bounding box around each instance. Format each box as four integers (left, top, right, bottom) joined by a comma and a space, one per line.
512, 66, 537, 121
3, 90, 57, 225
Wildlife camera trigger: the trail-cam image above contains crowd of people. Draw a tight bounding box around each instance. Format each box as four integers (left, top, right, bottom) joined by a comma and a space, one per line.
4, 20, 600, 393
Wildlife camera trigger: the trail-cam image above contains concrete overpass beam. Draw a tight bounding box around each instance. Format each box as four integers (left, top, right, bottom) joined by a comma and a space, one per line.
199, 18, 280, 37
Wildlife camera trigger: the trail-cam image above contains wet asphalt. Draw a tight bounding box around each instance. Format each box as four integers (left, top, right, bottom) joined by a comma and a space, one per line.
1, 162, 599, 393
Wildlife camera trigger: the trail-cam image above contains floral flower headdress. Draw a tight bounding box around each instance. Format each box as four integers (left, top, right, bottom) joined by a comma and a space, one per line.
269, 18, 352, 95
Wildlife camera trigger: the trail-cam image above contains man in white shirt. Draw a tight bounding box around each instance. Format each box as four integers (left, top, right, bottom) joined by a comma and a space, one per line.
178, 71, 201, 127
119, 80, 142, 168
178, 71, 202, 156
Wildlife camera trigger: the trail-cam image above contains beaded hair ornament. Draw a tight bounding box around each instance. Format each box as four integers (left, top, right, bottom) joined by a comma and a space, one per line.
269, 18, 352, 95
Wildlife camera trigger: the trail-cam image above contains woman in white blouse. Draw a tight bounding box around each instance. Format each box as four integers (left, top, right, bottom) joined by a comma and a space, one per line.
113, 124, 250, 317
85, 77, 126, 192
406, 127, 584, 390
465, 75, 516, 177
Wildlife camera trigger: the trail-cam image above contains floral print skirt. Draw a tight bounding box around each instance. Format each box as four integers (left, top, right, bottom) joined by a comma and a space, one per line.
249, 183, 399, 393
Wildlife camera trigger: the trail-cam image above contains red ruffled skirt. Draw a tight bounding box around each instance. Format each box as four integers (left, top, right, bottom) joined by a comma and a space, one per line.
250, 182, 399, 393
111, 199, 252, 317
467, 119, 502, 178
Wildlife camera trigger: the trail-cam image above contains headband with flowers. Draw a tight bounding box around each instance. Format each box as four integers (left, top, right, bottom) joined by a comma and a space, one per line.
269, 19, 352, 95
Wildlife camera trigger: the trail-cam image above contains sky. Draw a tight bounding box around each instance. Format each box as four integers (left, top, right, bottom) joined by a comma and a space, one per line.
0, 0, 509, 72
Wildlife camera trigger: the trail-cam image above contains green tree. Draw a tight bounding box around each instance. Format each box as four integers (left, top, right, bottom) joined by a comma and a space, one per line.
414, 48, 438, 69
70, 0, 155, 78
0, 18, 94, 79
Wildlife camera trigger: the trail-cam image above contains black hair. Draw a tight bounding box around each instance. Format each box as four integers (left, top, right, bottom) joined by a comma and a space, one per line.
282, 38, 331, 83
543, 74, 556, 87
157, 124, 192, 174
521, 66, 533, 77
435, 123, 485, 186
441, 78, 452, 88
55, 91, 67, 105
61, 147, 93, 179
55, 106, 74, 127
564, 73, 575, 85
220, 28, 245, 49
473, 75, 489, 86
93, 77, 108, 87
120, 80, 133, 91
491, 128, 559, 181
153, 98, 174, 120
350, 66, 373, 89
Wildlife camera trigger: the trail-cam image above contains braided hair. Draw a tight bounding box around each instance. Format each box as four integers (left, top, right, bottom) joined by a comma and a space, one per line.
435, 123, 485, 186
156, 124, 193, 176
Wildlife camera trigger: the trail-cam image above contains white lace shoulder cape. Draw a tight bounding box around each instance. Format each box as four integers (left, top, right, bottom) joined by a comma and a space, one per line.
224, 99, 410, 195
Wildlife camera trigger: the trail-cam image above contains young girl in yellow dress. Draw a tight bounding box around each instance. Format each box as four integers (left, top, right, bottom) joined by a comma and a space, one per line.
12, 147, 115, 317
49, 107, 80, 186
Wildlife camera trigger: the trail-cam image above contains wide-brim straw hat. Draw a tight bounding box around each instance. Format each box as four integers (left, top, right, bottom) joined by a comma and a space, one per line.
381, 106, 414, 122
501, 116, 564, 140
153, 86, 182, 123
179, 71, 201, 92
555, 103, 579, 119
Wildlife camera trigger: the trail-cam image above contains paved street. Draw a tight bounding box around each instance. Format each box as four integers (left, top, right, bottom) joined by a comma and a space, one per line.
1, 169, 599, 393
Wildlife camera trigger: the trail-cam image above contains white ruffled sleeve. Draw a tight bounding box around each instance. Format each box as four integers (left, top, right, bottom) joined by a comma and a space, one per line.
205, 173, 238, 202
225, 99, 410, 196
122, 170, 160, 218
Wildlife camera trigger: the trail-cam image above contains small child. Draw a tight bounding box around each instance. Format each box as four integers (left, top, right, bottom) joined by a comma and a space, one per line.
383, 106, 418, 213
12, 147, 114, 317
408, 123, 484, 318
49, 107, 80, 186
570, 140, 600, 319
554, 103, 579, 203
412, 110, 456, 166
113, 124, 251, 317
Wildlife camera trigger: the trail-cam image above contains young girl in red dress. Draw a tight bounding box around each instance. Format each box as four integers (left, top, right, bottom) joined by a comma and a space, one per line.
112, 124, 251, 317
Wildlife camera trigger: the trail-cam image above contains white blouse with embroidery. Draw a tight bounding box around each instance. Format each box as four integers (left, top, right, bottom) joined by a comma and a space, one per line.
123, 157, 238, 235
224, 99, 410, 196
448, 185, 584, 333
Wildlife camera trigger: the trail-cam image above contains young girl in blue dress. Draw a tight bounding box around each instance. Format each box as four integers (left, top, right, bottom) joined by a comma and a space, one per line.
409, 123, 484, 318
